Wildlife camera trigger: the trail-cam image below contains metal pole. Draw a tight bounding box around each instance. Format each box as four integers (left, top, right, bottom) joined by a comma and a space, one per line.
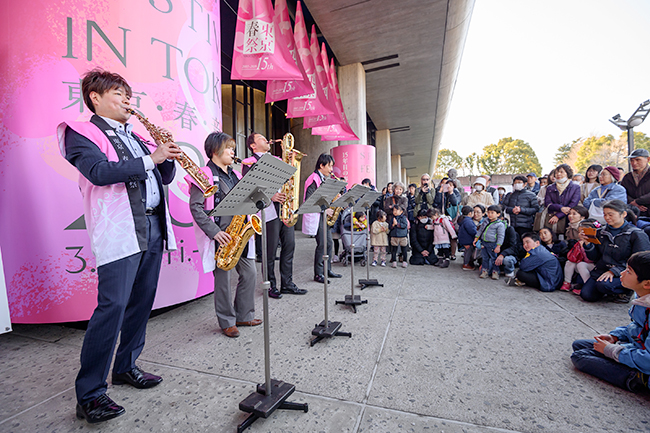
260, 206, 271, 395
322, 207, 329, 325
628, 126, 635, 173
350, 207, 355, 298
366, 207, 371, 280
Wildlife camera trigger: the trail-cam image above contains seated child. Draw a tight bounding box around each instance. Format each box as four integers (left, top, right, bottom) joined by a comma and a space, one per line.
565, 205, 589, 241
560, 219, 598, 293
539, 227, 569, 269
430, 208, 457, 268
570, 251, 650, 393
507, 232, 563, 291
370, 210, 389, 267
410, 209, 437, 265
458, 205, 477, 270
495, 215, 525, 279
473, 205, 506, 279
353, 211, 368, 231
389, 205, 409, 268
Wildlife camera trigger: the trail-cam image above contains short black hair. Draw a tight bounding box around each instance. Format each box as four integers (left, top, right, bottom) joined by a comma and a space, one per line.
361, 178, 372, 186
408, 183, 417, 189
417, 209, 429, 217
487, 205, 503, 215
555, 163, 574, 179
473, 204, 486, 213
513, 175, 527, 184
571, 205, 589, 220
461, 205, 473, 216
204, 132, 235, 159
538, 227, 558, 245
628, 251, 650, 282
603, 199, 627, 214
522, 232, 540, 243
315, 153, 335, 171
246, 132, 259, 149
82, 68, 132, 114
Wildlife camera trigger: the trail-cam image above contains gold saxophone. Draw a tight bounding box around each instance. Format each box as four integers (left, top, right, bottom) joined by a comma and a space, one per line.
279, 133, 305, 227
127, 108, 217, 198
327, 175, 346, 227
215, 214, 263, 271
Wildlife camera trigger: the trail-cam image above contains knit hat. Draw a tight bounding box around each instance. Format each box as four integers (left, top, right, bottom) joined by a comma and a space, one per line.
473, 177, 487, 187
603, 166, 621, 182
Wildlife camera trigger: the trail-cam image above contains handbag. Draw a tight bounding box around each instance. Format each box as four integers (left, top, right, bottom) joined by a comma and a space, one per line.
544, 211, 566, 235
588, 187, 610, 225
533, 207, 548, 232
567, 242, 586, 263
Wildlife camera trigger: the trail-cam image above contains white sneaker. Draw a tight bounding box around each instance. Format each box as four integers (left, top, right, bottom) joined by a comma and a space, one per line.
371, 260, 377, 267
402, 261, 408, 268
381, 261, 387, 267
332, 255, 340, 263
391, 261, 397, 268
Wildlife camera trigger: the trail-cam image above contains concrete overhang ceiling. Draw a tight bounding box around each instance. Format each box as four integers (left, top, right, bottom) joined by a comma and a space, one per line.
303, 0, 475, 177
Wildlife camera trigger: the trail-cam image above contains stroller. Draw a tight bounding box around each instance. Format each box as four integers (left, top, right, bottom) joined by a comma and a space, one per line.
339, 208, 367, 266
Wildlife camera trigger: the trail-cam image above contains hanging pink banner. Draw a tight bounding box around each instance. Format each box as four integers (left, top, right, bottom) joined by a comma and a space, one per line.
331, 145, 376, 186
287, 1, 334, 118
313, 59, 359, 141
0, 0, 221, 323
264, 0, 312, 103
302, 28, 340, 129
231, 0, 302, 81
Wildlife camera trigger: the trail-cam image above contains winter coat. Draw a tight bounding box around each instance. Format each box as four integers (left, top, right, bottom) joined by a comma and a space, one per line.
525, 181, 540, 194
370, 220, 389, 246
499, 223, 525, 260
414, 187, 435, 214
607, 294, 650, 378
519, 245, 563, 291
433, 189, 459, 211
461, 191, 494, 208
457, 215, 477, 246
621, 169, 650, 217
475, 218, 506, 245
502, 189, 540, 229
544, 182, 581, 219
432, 216, 457, 245
583, 182, 628, 210
584, 222, 650, 278
407, 194, 416, 222
410, 218, 434, 255
384, 194, 408, 215
389, 214, 409, 238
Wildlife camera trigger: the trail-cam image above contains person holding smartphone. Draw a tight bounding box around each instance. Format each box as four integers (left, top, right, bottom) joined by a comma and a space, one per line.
415, 173, 435, 214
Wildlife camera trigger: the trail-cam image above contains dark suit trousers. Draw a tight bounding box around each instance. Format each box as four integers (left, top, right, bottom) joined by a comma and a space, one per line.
265, 217, 295, 290
75, 215, 164, 405
314, 213, 333, 276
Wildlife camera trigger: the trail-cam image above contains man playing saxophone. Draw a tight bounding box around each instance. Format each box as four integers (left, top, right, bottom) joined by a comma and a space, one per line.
188, 132, 260, 338
304, 153, 344, 283
241, 132, 306, 298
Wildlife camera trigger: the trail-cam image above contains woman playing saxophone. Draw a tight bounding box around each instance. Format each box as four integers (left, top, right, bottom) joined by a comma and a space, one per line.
187, 132, 261, 339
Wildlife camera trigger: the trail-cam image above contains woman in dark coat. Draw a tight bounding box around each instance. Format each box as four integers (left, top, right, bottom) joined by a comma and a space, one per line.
545, 163, 581, 234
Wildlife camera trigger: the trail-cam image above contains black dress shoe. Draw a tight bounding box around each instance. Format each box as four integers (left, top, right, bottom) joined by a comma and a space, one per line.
112, 366, 162, 389
281, 283, 308, 295
76, 394, 125, 424
268, 287, 283, 299
327, 271, 342, 278
314, 275, 330, 284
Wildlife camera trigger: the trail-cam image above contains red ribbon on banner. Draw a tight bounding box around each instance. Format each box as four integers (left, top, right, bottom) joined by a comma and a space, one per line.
231, 0, 302, 81
264, 0, 312, 102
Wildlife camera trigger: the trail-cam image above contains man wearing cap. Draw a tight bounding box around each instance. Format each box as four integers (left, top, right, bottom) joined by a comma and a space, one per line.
525, 173, 540, 194
461, 177, 494, 207
621, 148, 650, 217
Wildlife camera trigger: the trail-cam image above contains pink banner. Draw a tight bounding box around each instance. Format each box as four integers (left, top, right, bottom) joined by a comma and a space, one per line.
230, 0, 302, 81
313, 59, 359, 141
287, 1, 334, 118
0, 0, 221, 323
331, 145, 376, 186
264, 0, 312, 103
302, 28, 340, 129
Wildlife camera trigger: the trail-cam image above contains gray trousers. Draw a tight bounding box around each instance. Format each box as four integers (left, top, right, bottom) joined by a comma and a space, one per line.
213, 257, 256, 329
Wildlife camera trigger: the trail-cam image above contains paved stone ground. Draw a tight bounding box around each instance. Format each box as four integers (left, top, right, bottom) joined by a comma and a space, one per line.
2, 232, 650, 433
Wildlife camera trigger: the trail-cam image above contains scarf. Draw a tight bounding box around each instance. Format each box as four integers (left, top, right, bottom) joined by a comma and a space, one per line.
555, 178, 570, 195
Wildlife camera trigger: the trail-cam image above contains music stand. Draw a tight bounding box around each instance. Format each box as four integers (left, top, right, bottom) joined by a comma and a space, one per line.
210, 153, 308, 432
353, 190, 384, 290
297, 177, 350, 346
330, 185, 370, 312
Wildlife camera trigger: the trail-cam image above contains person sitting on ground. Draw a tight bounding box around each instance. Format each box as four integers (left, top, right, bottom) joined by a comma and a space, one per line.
579, 199, 650, 303
458, 205, 478, 270
560, 219, 598, 293
580, 164, 602, 204
389, 205, 409, 268
565, 205, 590, 241
502, 175, 540, 239
539, 176, 548, 188
474, 205, 506, 280
430, 207, 457, 268
570, 251, 650, 393
370, 210, 389, 267
409, 209, 437, 266
507, 232, 563, 291
545, 163, 581, 233
539, 227, 569, 269
470, 204, 486, 269
461, 177, 494, 207
494, 213, 525, 280
583, 166, 627, 224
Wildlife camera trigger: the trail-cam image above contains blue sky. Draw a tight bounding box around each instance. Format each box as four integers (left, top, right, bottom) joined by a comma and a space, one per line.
442, 0, 650, 174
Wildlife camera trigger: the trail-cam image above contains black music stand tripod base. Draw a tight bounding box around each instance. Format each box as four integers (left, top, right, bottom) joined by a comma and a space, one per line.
237, 379, 308, 433
310, 320, 352, 346
335, 295, 368, 313
359, 278, 383, 290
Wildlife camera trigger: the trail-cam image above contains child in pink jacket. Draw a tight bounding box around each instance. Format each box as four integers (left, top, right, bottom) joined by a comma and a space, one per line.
429, 208, 457, 268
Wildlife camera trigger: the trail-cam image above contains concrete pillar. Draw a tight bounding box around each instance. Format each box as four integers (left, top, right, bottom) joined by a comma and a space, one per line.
291, 118, 338, 230
337, 63, 366, 146
391, 154, 401, 184
375, 129, 391, 190
401, 168, 407, 186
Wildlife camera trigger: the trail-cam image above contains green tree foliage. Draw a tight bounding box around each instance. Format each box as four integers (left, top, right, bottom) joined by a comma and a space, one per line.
477, 137, 542, 175
434, 149, 463, 177
574, 135, 615, 173
621, 131, 650, 152
463, 152, 479, 176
